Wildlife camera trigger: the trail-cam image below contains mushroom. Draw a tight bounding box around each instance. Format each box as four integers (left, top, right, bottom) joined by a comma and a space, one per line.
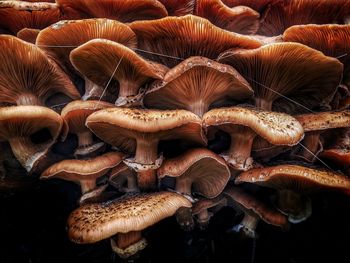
70, 39, 168, 107
0, 35, 79, 107
158, 148, 230, 229
68, 191, 192, 258
108, 163, 138, 193
130, 15, 262, 67
158, 0, 195, 16
222, 0, 277, 13
202, 106, 304, 171
218, 42, 343, 113
56, 0, 168, 21
0, 105, 66, 173
61, 100, 113, 158
36, 18, 137, 101
86, 107, 206, 189
17, 28, 40, 44
224, 185, 289, 239
0, 1, 61, 34
41, 151, 124, 200
195, 0, 260, 34
293, 111, 350, 162
235, 164, 350, 223
143, 56, 253, 117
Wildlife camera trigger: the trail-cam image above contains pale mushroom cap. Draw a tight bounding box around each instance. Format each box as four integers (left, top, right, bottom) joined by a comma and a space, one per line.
158, 148, 230, 198
68, 191, 192, 243
235, 164, 350, 193
295, 111, 350, 132
203, 107, 304, 146
41, 152, 124, 181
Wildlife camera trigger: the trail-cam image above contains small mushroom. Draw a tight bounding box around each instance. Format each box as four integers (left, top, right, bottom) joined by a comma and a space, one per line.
67, 191, 192, 258
203, 106, 304, 171
158, 0, 195, 16
108, 163, 138, 193
143, 56, 253, 117
17, 28, 40, 44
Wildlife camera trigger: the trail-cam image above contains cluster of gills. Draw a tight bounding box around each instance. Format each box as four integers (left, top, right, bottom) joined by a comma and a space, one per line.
1, 0, 350, 259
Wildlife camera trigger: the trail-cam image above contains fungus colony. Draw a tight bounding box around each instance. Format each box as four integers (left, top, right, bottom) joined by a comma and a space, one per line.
1, 0, 350, 260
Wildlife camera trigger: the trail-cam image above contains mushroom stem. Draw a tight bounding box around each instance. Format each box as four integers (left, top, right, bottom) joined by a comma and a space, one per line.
16, 94, 42, 106
118, 80, 140, 98
188, 100, 207, 117
77, 131, 94, 147
82, 77, 104, 101
110, 231, 147, 258
296, 131, 322, 162
175, 177, 192, 196
240, 213, 259, 236
80, 179, 97, 194
255, 98, 272, 111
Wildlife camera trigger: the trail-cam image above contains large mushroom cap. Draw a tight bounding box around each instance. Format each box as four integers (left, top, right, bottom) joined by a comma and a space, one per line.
56, 0, 168, 21
144, 56, 252, 117
17, 28, 40, 44
68, 191, 192, 243
235, 164, 350, 193
283, 24, 350, 85
130, 14, 262, 67
218, 42, 343, 112
0, 35, 79, 106
158, 0, 195, 16
86, 107, 206, 153
158, 148, 230, 198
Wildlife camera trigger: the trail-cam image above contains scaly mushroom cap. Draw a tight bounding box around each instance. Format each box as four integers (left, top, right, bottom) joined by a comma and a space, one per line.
195, 0, 260, 34
283, 24, 350, 85
0, 35, 79, 106
203, 107, 304, 146
70, 39, 167, 106
295, 111, 350, 132
36, 19, 137, 75
0, 1, 61, 34
130, 15, 262, 67
0, 105, 64, 172
158, 148, 230, 198
258, 0, 350, 36
56, 0, 167, 21
68, 191, 192, 243
235, 165, 350, 193
159, 0, 195, 16
144, 56, 253, 117
218, 42, 343, 112
86, 107, 206, 153
17, 28, 40, 44
222, 0, 277, 12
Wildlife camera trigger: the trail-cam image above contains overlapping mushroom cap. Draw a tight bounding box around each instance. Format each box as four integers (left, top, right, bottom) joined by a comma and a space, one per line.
158, 0, 195, 16
17, 28, 40, 44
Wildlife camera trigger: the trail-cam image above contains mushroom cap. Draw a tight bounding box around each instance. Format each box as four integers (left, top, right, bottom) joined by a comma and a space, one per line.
0, 35, 79, 106
203, 106, 304, 146
56, 0, 167, 21
321, 149, 350, 167
158, 148, 230, 198
86, 107, 206, 153
158, 0, 195, 16
61, 100, 113, 134
36, 18, 137, 75
0, 1, 60, 34
17, 28, 40, 44
235, 164, 350, 193
67, 191, 192, 243
295, 111, 350, 132
0, 105, 64, 141
222, 0, 277, 12
143, 56, 253, 116
258, 0, 350, 36
192, 195, 227, 215
70, 39, 167, 94
283, 24, 350, 85
130, 15, 262, 67
195, 0, 260, 34
224, 186, 288, 228
41, 151, 124, 182
218, 42, 343, 113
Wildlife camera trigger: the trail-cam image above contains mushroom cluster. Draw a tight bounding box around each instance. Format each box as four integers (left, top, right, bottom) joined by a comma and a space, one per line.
1, 0, 350, 260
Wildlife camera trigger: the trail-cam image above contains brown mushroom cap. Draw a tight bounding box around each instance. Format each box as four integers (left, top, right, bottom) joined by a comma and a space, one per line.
67, 191, 192, 243
130, 15, 262, 67
321, 149, 350, 169
222, 0, 277, 12
235, 164, 350, 194
144, 56, 252, 117
0, 1, 61, 34
0, 35, 79, 106
158, 148, 230, 198
195, 0, 260, 34
0, 105, 64, 172
283, 25, 350, 86
57, 0, 167, 21
70, 39, 168, 106
158, 0, 195, 16
17, 28, 40, 44
218, 42, 343, 112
